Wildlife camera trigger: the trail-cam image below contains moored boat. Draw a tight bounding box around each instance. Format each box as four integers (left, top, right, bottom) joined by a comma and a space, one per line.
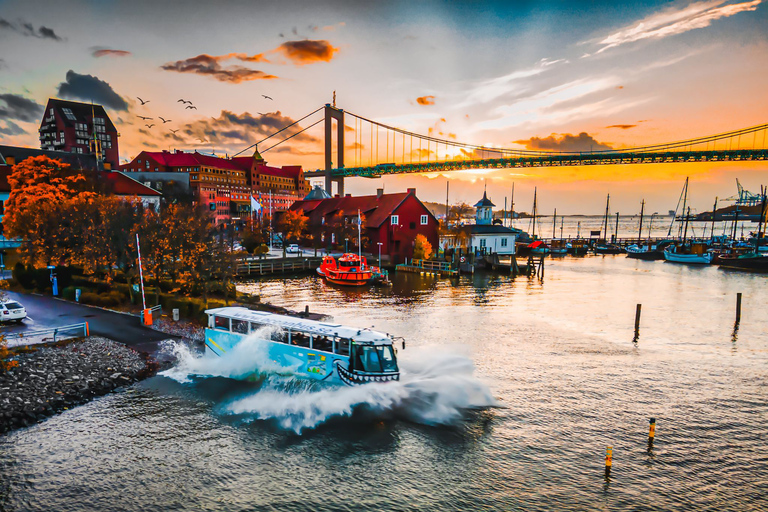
317, 253, 374, 286
718, 252, 768, 272
204, 307, 401, 385
663, 243, 712, 264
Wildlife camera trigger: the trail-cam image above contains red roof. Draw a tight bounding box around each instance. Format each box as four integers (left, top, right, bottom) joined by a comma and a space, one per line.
291, 192, 417, 228
103, 172, 161, 196
142, 151, 243, 171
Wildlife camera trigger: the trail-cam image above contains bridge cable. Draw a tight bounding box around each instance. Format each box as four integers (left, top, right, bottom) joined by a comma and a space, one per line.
260, 119, 323, 154
232, 106, 323, 157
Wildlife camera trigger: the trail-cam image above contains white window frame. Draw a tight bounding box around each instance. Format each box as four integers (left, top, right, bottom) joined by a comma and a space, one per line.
391, 215, 399, 226
420, 214, 428, 225
479, 238, 487, 248
501, 238, 508, 247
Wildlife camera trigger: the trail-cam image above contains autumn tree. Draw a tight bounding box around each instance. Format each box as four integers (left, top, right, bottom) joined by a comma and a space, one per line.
413, 234, 433, 260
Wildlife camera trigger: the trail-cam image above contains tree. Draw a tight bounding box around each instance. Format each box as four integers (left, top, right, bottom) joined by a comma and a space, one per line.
277, 209, 308, 243
413, 234, 433, 260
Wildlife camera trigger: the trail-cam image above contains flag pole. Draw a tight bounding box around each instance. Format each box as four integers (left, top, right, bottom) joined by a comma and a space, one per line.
358, 209, 362, 265
136, 233, 147, 311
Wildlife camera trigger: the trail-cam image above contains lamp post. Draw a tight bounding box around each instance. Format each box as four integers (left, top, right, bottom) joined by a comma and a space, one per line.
47, 265, 58, 296
345, 237, 349, 253
377, 242, 383, 265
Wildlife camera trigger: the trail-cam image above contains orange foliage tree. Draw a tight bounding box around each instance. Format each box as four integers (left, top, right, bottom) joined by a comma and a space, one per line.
413, 234, 433, 260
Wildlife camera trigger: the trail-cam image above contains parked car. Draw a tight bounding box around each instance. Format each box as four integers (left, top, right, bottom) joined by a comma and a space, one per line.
0, 300, 27, 323
287, 244, 301, 254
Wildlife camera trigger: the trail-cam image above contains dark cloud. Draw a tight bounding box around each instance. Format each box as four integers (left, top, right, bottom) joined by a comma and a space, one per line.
92, 48, 132, 58
605, 124, 637, 130
0, 93, 44, 122
515, 132, 612, 152
0, 18, 63, 41
416, 95, 436, 106
161, 54, 276, 83
0, 120, 25, 136
56, 70, 129, 111
275, 40, 338, 65
181, 110, 320, 148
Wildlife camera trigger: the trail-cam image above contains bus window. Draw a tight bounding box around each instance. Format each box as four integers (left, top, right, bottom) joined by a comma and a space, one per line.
250, 322, 264, 333
271, 329, 288, 343
336, 338, 350, 355
231, 319, 248, 334
214, 316, 230, 331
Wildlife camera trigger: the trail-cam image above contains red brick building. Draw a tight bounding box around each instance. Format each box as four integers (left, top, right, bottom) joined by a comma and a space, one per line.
231, 150, 310, 211
289, 188, 438, 263
38, 99, 119, 170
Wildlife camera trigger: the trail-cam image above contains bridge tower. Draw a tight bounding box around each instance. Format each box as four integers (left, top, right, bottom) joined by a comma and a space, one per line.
324, 104, 345, 196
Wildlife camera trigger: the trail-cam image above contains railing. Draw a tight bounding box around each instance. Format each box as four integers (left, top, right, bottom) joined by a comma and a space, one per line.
408, 258, 454, 272
4, 322, 90, 347
236, 258, 322, 276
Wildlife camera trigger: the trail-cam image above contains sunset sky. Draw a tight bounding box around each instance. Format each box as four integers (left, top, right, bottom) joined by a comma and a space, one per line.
1, 0, 766, 214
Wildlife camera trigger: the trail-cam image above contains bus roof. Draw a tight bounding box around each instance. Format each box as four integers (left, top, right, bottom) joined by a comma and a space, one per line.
205, 307, 393, 344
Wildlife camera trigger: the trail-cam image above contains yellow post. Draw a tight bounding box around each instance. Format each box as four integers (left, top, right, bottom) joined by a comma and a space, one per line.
605, 446, 612, 477
649, 417, 656, 440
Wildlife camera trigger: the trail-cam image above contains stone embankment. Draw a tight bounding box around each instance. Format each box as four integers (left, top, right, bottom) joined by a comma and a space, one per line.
0, 336, 156, 434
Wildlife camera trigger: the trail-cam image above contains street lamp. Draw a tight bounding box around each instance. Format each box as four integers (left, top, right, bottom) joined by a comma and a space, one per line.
377, 242, 383, 265
345, 237, 349, 253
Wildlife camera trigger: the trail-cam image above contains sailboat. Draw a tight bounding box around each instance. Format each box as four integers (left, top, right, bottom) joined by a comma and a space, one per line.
718, 186, 768, 272
664, 179, 712, 264
528, 188, 549, 255
594, 194, 623, 254
626, 199, 668, 260
549, 208, 567, 255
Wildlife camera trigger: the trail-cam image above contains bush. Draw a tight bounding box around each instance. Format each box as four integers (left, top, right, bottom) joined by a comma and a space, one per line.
12, 262, 34, 289
62, 286, 77, 301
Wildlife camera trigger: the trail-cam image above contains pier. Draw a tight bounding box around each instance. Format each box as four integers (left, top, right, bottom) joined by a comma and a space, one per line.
236, 258, 323, 276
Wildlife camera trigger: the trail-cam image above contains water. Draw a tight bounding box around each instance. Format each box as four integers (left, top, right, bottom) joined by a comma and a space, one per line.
1, 256, 767, 511
511, 214, 758, 240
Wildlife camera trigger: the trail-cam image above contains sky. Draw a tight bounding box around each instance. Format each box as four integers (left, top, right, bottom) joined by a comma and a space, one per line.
0, 0, 766, 214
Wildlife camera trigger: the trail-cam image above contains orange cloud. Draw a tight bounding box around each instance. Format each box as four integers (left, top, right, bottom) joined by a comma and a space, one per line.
160, 54, 277, 83
275, 39, 338, 65
605, 124, 637, 130
515, 132, 612, 152
92, 48, 131, 58
416, 95, 436, 106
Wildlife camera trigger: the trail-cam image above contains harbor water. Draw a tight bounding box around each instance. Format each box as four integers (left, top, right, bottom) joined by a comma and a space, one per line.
1, 255, 767, 511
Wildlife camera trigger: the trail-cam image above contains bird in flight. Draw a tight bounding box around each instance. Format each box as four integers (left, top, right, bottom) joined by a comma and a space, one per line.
262, 95, 273, 100
186, 105, 197, 110
137, 115, 153, 120
169, 129, 180, 134
199, 138, 208, 143
159, 117, 172, 123
177, 99, 192, 104
145, 124, 155, 129
137, 97, 150, 105
257, 112, 265, 116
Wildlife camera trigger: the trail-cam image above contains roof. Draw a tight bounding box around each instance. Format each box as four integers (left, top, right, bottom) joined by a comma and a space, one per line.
45, 98, 116, 132
0, 145, 100, 172
102, 172, 161, 197
141, 151, 243, 171
290, 191, 429, 228
205, 307, 394, 345
469, 224, 521, 235
474, 191, 495, 208
304, 185, 331, 200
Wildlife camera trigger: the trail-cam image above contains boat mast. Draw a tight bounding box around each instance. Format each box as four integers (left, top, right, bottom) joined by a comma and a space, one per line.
638, 200, 645, 243
667, 178, 688, 237
510, 182, 515, 228
710, 197, 718, 245
560, 216, 564, 239
682, 206, 691, 244
615, 212, 620, 244
531, 187, 538, 240
679, 177, 689, 239
756, 186, 766, 254
603, 194, 610, 243
552, 208, 557, 239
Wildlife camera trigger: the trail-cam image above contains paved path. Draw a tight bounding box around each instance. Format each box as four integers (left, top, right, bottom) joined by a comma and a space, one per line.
1, 291, 176, 353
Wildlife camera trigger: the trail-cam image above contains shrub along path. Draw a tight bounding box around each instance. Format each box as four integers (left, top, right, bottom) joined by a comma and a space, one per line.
4, 291, 176, 354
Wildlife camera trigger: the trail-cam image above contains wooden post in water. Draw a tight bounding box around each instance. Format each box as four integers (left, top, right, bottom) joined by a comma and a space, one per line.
634, 304, 642, 340
649, 417, 656, 441
605, 446, 612, 477
736, 293, 742, 323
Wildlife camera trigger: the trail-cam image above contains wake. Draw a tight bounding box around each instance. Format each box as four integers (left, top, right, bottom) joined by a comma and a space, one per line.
159, 337, 497, 434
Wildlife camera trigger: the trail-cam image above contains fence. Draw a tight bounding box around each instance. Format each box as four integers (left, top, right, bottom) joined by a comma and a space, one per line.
4, 322, 90, 347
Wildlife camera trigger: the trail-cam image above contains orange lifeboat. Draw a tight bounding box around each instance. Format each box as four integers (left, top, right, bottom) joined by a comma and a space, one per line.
317, 253, 374, 286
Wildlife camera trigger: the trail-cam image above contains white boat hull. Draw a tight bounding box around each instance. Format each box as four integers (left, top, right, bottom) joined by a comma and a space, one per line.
664, 250, 712, 264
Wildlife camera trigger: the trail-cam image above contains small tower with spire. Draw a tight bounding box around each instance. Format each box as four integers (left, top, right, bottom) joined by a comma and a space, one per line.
474, 188, 495, 225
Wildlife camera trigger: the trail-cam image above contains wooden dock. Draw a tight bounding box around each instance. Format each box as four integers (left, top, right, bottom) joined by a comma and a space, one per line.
395, 258, 459, 277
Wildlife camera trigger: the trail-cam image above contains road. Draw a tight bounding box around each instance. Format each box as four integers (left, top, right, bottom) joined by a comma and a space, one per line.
1, 291, 175, 353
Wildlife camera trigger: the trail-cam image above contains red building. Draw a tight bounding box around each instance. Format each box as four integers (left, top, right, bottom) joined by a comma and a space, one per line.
38, 99, 119, 170
231, 149, 310, 211
289, 188, 438, 263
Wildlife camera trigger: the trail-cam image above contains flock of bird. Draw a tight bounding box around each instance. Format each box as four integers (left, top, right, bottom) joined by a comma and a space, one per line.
135, 95, 274, 145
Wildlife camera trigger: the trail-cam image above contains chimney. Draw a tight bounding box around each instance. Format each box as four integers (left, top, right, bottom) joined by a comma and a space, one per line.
334, 194, 340, 198
6, 156, 15, 166
345, 193, 351, 197
407, 188, 416, 195
377, 188, 384, 199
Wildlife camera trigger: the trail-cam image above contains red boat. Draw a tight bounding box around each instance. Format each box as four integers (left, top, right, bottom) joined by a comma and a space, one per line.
317, 253, 374, 286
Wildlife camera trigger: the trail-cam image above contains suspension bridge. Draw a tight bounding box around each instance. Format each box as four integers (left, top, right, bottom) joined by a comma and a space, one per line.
235, 104, 768, 196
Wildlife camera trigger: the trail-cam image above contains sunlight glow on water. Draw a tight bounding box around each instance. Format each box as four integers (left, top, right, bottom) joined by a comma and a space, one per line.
1, 255, 766, 511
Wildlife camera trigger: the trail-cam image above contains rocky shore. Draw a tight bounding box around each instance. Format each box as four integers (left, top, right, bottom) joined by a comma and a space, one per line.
0, 336, 156, 435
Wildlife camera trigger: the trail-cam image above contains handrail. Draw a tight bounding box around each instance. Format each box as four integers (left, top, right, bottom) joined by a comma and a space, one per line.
4, 322, 89, 343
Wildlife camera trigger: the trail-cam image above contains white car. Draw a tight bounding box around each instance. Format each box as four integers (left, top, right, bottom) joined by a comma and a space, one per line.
287, 244, 301, 254
0, 300, 27, 323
